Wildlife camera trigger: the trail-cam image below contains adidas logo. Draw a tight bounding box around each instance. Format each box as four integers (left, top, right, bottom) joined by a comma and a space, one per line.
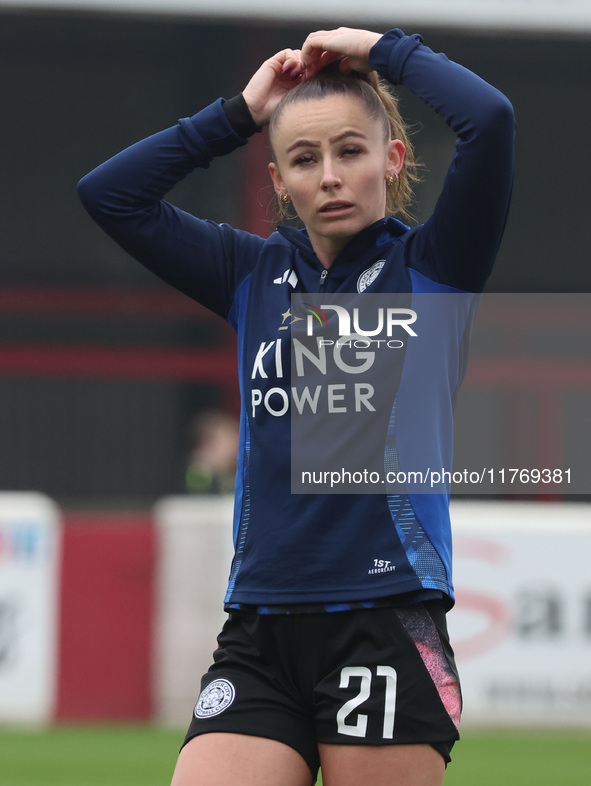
273, 269, 298, 288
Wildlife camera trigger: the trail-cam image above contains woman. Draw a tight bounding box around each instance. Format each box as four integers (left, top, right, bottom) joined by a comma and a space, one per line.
79, 27, 515, 786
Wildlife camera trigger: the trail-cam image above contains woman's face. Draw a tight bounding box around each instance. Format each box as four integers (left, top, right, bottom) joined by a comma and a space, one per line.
269, 94, 404, 266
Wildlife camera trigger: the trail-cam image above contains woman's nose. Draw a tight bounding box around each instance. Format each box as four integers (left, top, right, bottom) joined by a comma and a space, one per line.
320, 160, 341, 190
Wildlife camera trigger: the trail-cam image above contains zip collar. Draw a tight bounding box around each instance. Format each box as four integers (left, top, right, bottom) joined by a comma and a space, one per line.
275, 217, 409, 287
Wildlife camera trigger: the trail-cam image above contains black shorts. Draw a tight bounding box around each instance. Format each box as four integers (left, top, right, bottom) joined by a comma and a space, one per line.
182, 602, 461, 779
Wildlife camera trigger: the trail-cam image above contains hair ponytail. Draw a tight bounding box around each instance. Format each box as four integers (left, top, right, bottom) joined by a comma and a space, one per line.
364, 71, 421, 223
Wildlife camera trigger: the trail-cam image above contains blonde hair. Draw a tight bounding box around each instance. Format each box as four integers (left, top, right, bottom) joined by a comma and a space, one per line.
269, 65, 420, 224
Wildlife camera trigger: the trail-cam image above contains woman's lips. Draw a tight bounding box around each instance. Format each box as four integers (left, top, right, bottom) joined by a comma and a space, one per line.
319, 202, 354, 215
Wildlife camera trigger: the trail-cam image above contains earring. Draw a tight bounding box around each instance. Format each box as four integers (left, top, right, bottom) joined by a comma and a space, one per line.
387, 174, 398, 187
280, 193, 291, 204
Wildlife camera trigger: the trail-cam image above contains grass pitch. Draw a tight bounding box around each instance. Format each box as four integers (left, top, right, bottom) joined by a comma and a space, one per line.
445, 728, 591, 786
0, 725, 180, 786
0, 725, 589, 785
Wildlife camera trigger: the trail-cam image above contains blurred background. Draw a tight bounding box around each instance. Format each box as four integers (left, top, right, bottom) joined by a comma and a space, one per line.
0, 1, 590, 782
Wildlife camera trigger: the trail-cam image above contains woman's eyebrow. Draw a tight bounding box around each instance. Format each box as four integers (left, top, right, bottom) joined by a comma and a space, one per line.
285, 130, 367, 154
286, 138, 320, 153
329, 130, 367, 144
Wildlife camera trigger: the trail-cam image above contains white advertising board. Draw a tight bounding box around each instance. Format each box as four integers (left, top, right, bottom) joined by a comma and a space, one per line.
3, 0, 591, 33
0, 493, 61, 723
154, 495, 235, 725
154, 497, 591, 727
449, 501, 591, 726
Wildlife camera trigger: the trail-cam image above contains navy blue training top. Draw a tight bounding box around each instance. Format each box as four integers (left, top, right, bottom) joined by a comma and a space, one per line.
78, 29, 515, 610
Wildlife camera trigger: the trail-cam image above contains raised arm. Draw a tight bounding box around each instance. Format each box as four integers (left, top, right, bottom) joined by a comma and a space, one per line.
370, 29, 515, 291
78, 48, 305, 318
78, 100, 263, 318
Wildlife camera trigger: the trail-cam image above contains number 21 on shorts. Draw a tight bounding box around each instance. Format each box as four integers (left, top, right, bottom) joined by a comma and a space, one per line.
336, 666, 397, 739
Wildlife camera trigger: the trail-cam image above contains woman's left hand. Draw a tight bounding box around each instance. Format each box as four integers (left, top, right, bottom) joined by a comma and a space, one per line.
301, 27, 382, 77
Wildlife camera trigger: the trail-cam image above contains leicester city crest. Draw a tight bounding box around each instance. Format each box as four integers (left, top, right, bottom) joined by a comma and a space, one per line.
194, 678, 236, 718
357, 259, 386, 293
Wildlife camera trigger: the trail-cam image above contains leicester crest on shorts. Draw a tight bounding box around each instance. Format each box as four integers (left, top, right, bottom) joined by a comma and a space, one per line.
194, 678, 236, 718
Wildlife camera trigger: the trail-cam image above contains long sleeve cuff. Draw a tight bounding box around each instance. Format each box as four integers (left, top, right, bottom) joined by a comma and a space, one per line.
222, 93, 262, 138
368, 29, 424, 84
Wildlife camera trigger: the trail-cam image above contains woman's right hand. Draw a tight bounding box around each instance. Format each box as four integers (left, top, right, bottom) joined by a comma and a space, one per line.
301, 28, 382, 77
242, 48, 304, 127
